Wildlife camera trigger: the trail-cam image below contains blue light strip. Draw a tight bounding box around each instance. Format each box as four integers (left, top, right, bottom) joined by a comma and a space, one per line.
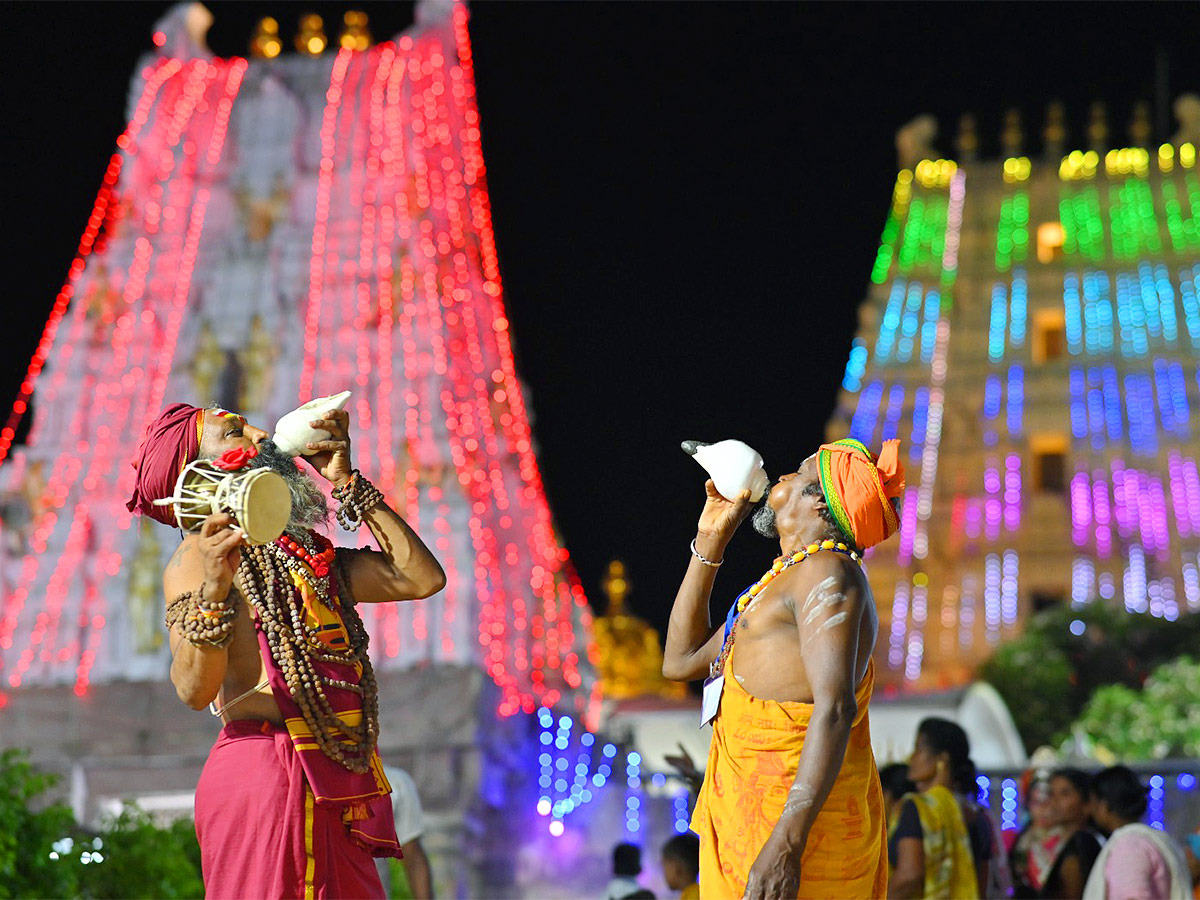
536, 708, 609, 834
1000, 778, 1019, 831
988, 283, 1008, 362
673, 790, 691, 835
1125, 373, 1158, 456
1006, 365, 1024, 437
841, 338, 869, 392
1152, 263, 1179, 344
1086, 369, 1107, 450
920, 289, 940, 363
1181, 264, 1200, 351
882, 385, 905, 441
1136, 263, 1164, 342
1082, 271, 1116, 355
1064, 273, 1083, 354
1154, 360, 1185, 436
1148, 774, 1165, 830
1009, 269, 1028, 348
898, 282, 924, 363
976, 774, 991, 808
1102, 367, 1123, 442
875, 280, 907, 363
1116, 271, 1150, 358
624, 751, 643, 839
910, 387, 930, 461
849, 381, 884, 446
1069, 368, 1087, 439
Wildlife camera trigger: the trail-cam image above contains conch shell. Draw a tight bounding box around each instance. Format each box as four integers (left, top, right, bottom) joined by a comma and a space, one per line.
271, 391, 352, 457
682, 439, 769, 502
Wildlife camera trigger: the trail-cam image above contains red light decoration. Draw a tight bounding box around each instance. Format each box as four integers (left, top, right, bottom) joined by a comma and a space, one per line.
293, 4, 599, 721
1, 4, 596, 726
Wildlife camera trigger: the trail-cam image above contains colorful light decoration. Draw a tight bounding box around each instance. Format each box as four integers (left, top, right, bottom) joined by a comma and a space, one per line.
841, 131, 1200, 688
0, 5, 600, 723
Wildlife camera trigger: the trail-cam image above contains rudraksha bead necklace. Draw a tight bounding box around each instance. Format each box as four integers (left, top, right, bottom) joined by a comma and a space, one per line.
235, 541, 380, 773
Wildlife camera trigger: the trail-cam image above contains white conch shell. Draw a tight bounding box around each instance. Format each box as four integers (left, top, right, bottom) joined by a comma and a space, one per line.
271, 391, 352, 457
682, 439, 769, 502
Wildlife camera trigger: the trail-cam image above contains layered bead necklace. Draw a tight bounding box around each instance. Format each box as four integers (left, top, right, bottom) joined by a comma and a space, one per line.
272, 531, 337, 601
236, 536, 380, 773
709, 539, 863, 679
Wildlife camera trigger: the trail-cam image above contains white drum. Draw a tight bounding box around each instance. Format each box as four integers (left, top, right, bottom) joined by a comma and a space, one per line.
154, 459, 292, 545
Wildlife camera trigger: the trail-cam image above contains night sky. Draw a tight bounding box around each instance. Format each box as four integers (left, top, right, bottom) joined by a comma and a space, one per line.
3, 2, 1198, 640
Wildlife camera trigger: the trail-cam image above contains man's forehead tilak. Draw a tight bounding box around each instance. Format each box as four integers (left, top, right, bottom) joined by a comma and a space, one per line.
210, 407, 246, 425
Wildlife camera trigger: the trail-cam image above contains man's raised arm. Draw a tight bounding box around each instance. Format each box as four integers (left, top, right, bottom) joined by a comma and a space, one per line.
302, 408, 446, 603
742, 556, 864, 899
663, 481, 752, 682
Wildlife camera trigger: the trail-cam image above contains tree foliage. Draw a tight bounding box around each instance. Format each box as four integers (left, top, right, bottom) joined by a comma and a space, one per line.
1069, 657, 1200, 760
979, 605, 1200, 753
0, 749, 203, 899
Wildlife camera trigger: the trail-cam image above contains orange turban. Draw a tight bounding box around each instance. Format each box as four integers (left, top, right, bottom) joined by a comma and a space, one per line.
126, 403, 204, 527
817, 438, 905, 550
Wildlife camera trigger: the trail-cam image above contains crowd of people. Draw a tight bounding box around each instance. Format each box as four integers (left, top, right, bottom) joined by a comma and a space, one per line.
877, 717, 1198, 900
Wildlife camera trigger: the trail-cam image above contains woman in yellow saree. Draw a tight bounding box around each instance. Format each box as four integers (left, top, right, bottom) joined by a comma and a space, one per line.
888, 718, 989, 899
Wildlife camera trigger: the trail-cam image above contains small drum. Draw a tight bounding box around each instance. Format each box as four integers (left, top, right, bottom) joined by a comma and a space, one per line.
154, 459, 292, 545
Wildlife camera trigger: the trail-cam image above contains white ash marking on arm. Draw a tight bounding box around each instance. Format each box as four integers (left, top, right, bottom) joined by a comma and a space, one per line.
782, 782, 815, 817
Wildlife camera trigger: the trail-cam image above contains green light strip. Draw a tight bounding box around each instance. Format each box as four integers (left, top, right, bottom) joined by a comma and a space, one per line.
995, 191, 1029, 272
897, 193, 949, 275
1109, 178, 1162, 260
871, 210, 902, 284
1163, 174, 1200, 253
1060, 185, 1106, 262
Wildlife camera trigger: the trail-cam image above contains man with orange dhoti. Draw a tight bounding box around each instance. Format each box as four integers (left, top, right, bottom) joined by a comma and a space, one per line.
664, 438, 904, 899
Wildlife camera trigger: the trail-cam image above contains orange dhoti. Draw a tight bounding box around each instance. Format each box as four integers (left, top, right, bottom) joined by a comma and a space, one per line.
691, 647, 888, 899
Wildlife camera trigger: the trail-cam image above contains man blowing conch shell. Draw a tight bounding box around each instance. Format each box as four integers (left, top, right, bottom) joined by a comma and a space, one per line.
664, 438, 905, 899
126, 402, 445, 899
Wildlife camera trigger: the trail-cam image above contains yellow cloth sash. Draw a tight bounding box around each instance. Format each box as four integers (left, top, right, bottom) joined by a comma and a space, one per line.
691, 645, 888, 899
902, 785, 979, 900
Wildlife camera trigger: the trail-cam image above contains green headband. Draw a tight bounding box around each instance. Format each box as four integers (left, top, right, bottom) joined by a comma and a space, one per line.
817, 438, 874, 547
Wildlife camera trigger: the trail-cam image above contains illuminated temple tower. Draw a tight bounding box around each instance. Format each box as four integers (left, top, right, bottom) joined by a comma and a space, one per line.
0, 3, 597, 893
829, 104, 1200, 692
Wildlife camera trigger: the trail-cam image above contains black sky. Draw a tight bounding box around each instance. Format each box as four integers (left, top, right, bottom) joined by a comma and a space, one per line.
3, 2, 1199, 640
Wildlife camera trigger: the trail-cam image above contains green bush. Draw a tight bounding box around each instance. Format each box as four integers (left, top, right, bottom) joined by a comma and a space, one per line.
0, 749, 78, 899
0, 749, 203, 899
980, 606, 1200, 754
1069, 657, 1200, 760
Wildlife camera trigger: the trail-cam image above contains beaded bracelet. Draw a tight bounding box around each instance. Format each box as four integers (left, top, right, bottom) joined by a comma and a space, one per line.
331, 469, 385, 532
165, 584, 238, 648
690, 538, 724, 568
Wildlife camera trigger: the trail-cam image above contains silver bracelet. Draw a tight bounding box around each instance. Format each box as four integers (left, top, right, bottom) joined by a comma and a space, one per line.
690, 538, 723, 568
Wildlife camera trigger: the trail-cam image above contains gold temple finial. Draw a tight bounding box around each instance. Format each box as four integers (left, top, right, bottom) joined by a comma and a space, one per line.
600, 559, 629, 616
1043, 101, 1066, 160
1129, 100, 1152, 147
955, 114, 978, 163
1001, 108, 1023, 158
1088, 102, 1109, 154
296, 13, 328, 56
592, 560, 686, 700
250, 17, 282, 59
339, 11, 372, 51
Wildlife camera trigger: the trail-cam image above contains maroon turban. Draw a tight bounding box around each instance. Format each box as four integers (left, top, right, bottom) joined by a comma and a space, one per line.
126, 403, 204, 527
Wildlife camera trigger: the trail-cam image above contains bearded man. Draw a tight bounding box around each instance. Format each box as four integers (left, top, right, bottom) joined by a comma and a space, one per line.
663, 438, 904, 900
126, 402, 445, 899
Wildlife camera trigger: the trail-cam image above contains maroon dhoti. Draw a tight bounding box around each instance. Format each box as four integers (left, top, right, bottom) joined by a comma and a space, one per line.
195, 720, 387, 900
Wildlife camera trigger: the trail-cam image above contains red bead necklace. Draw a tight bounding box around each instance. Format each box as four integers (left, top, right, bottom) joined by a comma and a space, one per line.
275, 532, 335, 578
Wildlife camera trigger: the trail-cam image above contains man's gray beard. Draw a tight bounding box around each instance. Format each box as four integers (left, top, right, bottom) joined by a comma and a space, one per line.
751, 503, 778, 539
244, 440, 330, 533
